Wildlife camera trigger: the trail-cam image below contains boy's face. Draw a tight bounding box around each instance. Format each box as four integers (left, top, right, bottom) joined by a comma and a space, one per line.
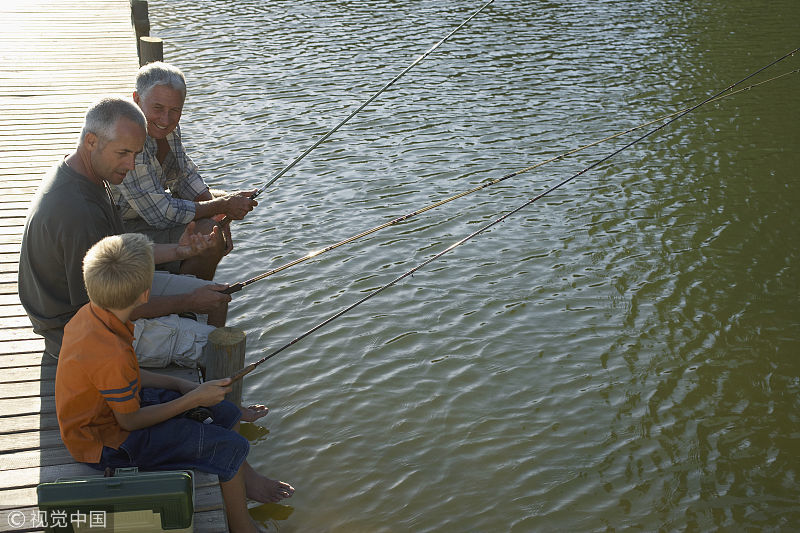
88, 117, 146, 184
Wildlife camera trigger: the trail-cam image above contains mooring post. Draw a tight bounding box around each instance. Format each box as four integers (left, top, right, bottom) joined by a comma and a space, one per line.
203, 327, 246, 406
139, 36, 164, 66
130, 0, 150, 58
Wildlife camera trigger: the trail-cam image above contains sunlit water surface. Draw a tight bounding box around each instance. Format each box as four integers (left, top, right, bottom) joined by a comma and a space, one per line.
146, 1, 799, 530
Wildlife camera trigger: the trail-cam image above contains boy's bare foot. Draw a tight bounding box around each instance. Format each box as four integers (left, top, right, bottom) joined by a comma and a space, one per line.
239, 404, 269, 422
244, 462, 295, 503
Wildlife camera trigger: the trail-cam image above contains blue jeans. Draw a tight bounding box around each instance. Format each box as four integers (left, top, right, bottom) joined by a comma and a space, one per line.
89, 388, 248, 482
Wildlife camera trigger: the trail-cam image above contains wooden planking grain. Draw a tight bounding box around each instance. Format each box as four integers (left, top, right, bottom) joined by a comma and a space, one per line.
0, 330, 39, 344
0, 395, 54, 418
0, 428, 63, 454
0, 339, 44, 356
0, 353, 47, 370
0, 413, 60, 434
0, 365, 55, 383
0, 1, 228, 528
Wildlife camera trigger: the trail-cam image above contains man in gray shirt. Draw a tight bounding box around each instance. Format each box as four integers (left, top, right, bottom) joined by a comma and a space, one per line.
18, 97, 231, 364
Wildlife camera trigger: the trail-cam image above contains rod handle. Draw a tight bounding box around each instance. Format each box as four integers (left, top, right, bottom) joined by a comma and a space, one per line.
228, 363, 257, 384
217, 190, 259, 228
219, 283, 244, 295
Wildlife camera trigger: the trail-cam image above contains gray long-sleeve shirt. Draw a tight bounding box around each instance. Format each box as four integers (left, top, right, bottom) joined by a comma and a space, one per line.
18, 160, 124, 356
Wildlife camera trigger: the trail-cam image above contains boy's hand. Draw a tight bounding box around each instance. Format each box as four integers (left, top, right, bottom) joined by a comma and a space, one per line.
188, 378, 232, 407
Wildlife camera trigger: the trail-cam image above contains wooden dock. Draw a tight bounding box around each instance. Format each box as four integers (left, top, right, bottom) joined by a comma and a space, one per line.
0, 1, 226, 530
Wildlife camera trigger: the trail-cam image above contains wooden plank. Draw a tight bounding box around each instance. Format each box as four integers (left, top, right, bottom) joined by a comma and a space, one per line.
0, 413, 60, 435
0, 329, 40, 344
0, 365, 55, 383
0, 0, 226, 525
0, 395, 54, 418
0, 316, 31, 328
0, 263, 22, 273
0, 352, 47, 369
1, 380, 54, 398
0, 339, 43, 355
0, 429, 64, 454
0, 444, 69, 472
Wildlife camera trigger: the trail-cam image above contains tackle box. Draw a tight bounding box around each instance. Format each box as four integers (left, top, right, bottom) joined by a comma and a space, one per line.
36, 467, 194, 532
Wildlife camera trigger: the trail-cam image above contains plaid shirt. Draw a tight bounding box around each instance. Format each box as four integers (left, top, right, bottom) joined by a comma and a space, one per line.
111, 125, 209, 229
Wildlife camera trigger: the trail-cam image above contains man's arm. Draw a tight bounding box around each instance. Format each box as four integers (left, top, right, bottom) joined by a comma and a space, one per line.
193, 189, 258, 221
113, 147, 199, 230
129, 284, 230, 321
112, 377, 232, 431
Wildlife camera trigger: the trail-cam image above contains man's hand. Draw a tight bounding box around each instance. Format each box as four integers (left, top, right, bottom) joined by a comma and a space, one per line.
186, 378, 232, 407
187, 283, 232, 313
175, 221, 221, 259
222, 189, 258, 220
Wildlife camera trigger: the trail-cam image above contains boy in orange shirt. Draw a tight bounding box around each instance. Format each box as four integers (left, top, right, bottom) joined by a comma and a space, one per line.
56, 233, 293, 533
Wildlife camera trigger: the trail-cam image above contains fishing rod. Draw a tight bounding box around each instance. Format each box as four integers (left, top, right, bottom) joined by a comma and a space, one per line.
219, 66, 800, 295
226, 46, 800, 383
219, 0, 495, 225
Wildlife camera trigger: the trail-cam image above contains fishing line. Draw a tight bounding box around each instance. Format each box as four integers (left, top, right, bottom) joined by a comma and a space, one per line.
220, 66, 800, 295
219, 0, 495, 225
227, 47, 800, 383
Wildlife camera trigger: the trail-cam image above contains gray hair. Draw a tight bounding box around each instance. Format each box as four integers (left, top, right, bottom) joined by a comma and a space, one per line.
136, 61, 187, 101
79, 97, 146, 144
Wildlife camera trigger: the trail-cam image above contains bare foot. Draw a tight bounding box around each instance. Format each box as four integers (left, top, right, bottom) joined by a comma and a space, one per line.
239, 404, 269, 423
244, 462, 295, 503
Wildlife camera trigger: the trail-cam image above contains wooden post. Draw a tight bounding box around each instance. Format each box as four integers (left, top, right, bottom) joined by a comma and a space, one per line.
139, 36, 163, 66
203, 327, 246, 406
130, 0, 150, 57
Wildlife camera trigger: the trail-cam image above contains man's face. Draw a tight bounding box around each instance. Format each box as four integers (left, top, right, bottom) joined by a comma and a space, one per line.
89, 118, 146, 184
134, 84, 184, 140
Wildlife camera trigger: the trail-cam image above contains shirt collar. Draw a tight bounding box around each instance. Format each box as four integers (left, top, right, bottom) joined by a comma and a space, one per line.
88, 302, 135, 343
144, 124, 180, 152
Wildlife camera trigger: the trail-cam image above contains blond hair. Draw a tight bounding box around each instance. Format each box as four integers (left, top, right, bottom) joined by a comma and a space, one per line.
83, 233, 154, 309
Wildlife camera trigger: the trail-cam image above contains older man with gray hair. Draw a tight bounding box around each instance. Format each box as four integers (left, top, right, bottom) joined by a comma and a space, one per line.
111, 62, 257, 281
18, 97, 232, 368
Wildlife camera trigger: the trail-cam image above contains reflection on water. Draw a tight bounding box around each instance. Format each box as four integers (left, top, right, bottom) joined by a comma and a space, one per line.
148, 0, 799, 530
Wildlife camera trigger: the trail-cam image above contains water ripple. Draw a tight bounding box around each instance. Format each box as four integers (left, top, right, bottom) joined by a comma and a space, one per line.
146, 0, 800, 530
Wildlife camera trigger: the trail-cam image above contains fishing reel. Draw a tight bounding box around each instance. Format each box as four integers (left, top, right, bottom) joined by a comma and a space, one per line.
184, 406, 214, 424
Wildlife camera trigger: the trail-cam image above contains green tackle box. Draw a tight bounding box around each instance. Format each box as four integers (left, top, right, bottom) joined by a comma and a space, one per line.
36, 468, 194, 532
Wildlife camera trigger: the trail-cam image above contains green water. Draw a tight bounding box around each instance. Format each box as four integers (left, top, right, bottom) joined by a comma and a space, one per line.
147, 1, 799, 530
